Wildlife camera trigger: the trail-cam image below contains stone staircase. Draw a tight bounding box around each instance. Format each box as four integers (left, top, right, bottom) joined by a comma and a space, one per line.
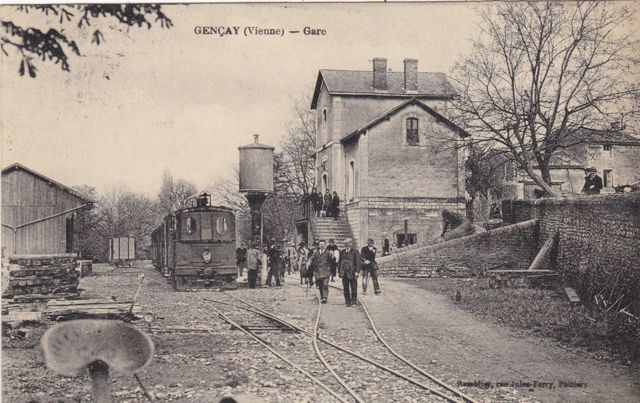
310, 215, 352, 244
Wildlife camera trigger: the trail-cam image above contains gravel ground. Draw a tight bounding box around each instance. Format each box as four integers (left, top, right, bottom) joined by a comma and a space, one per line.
3, 263, 639, 402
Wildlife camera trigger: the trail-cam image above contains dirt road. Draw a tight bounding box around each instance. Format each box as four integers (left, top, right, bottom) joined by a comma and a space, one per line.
361, 279, 640, 402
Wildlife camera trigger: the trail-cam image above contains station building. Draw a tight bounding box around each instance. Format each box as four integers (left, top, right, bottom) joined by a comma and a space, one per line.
308, 58, 469, 249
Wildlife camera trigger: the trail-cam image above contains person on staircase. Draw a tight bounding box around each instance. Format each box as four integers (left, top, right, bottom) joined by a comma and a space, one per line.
330, 191, 340, 220
360, 238, 381, 295
327, 238, 339, 282
323, 189, 332, 217
310, 187, 322, 218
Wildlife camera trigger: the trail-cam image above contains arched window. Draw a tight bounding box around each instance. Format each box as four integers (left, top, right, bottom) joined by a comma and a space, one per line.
323, 108, 327, 122
322, 173, 329, 193
348, 161, 355, 200
406, 117, 419, 146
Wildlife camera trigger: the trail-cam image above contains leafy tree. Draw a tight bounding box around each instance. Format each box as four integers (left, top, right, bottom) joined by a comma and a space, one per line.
1, 4, 172, 77
451, 1, 639, 196
157, 170, 198, 216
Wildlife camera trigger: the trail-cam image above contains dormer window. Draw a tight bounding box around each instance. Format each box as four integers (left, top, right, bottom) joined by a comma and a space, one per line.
406, 117, 419, 146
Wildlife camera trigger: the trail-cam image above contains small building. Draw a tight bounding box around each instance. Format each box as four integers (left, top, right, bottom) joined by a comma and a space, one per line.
1, 163, 93, 256
513, 127, 640, 199
306, 58, 469, 248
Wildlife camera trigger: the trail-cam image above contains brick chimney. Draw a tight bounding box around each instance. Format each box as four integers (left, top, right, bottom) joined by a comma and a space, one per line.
372, 58, 387, 90
404, 58, 418, 92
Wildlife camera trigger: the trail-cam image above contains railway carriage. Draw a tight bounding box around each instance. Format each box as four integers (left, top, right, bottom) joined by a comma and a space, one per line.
151, 193, 237, 290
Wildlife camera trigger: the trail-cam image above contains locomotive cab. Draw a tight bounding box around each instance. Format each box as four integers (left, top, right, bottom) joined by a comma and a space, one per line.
152, 193, 237, 290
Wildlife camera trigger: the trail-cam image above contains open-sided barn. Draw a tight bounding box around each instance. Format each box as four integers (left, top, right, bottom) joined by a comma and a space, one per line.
1, 163, 93, 256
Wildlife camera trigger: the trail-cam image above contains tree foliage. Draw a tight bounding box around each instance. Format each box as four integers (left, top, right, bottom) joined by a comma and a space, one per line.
274, 96, 317, 196
1, 4, 172, 77
72, 185, 161, 260
451, 1, 639, 195
157, 170, 198, 217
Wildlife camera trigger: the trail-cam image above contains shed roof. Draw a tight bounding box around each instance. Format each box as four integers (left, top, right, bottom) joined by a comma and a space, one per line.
311, 69, 456, 109
2, 163, 94, 204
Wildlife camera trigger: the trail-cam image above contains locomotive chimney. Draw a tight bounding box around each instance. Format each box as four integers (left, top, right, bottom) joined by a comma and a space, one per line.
404, 58, 418, 92
372, 58, 387, 90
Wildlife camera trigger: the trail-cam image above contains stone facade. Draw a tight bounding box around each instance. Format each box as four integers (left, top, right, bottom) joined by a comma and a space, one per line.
311, 59, 468, 249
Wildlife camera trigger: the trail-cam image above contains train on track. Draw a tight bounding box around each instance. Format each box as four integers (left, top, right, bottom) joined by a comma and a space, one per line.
150, 192, 237, 290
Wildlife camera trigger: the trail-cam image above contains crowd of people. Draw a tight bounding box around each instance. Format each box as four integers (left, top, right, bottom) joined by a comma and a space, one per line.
302, 187, 341, 220
235, 236, 383, 306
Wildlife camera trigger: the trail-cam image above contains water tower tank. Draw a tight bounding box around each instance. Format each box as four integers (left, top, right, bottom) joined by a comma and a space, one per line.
238, 134, 274, 194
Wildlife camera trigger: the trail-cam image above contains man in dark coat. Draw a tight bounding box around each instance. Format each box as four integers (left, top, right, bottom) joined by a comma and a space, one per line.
338, 238, 361, 306
330, 191, 340, 220
323, 189, 332, 217
235, 242, 247, 277
265, 238, 283, 287
582, 167, 603, 195
309, 239, 334, 303
360, 238, 381, 295
311, 188, 322, 217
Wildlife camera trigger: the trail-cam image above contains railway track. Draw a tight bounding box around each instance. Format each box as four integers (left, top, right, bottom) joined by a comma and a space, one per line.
195, 287, 478, 403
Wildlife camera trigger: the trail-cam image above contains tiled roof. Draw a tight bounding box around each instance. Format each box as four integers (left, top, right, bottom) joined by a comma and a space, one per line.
574, 128, 640, 145
311, 69, 455, 109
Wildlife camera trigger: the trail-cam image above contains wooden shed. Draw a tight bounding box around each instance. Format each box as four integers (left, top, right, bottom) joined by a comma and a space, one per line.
2, 163, 93, 256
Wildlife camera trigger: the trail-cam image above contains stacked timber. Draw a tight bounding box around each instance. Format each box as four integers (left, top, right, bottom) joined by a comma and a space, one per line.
44, 299, 142, 320
3, 254, 79, 299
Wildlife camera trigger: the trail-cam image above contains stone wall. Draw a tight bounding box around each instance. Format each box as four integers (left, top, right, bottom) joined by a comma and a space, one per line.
529, 194, 640, 311
377, 219, 539, 277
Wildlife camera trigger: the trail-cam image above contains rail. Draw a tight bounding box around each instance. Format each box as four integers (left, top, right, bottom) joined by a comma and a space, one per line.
220, 290, 468, 403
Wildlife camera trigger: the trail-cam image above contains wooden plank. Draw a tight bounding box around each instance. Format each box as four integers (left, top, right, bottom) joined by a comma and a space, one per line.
2, 312, 43, 322
564, 287, 581, 303
528, 231, 558, 271
487, 269, 556, 274
47, 299, 133, 307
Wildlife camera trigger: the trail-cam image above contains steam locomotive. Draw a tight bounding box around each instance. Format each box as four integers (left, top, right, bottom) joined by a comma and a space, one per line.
150, 193, 237, 290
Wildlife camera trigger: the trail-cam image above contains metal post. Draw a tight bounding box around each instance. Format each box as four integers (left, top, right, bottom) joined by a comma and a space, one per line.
404, 218, 408, 246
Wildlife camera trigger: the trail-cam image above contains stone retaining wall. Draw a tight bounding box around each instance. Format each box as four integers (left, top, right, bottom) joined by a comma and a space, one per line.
378, 219, 539, 276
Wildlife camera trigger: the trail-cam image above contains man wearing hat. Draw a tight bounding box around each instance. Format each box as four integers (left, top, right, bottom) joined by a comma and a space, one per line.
327, 238, 339, 282
582, 167, 603, 195
360, 238, 381, 295
338, 238, 361, 306
265, 238, 283, 287
245, 242, 262, 289
308, 239, 335, 303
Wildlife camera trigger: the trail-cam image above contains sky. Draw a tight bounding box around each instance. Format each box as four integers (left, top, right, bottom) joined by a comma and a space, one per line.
1, 3, 482, 196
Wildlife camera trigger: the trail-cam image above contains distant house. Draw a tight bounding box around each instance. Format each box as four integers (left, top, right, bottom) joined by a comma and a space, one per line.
1, 163, 93, 256
307, 58, 469, 248
513, 126, 640, 199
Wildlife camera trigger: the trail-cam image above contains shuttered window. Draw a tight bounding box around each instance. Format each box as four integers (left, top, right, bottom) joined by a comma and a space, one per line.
406, 118, 419, 146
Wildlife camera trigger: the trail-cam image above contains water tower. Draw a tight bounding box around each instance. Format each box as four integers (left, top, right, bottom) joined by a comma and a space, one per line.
238, 134, 274, 248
